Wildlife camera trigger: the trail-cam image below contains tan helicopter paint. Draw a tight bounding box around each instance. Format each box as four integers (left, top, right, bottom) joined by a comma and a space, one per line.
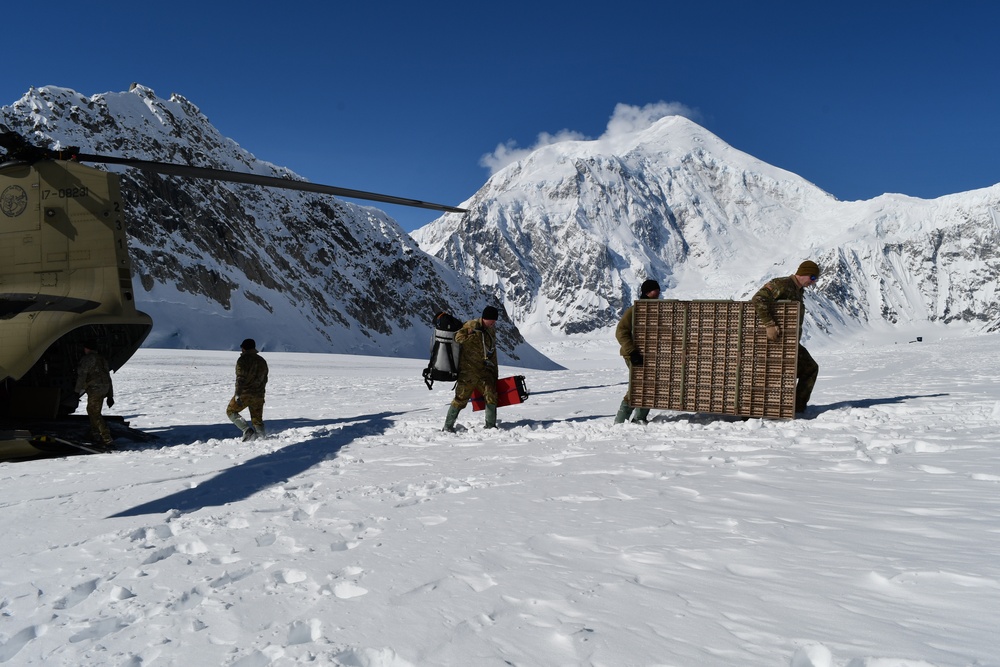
0, 159, 152, 407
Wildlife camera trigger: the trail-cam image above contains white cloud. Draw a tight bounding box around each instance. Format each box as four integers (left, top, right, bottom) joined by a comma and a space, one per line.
480, 101, 700, 174
604, 101, 699, 138
479, 129, 586, 174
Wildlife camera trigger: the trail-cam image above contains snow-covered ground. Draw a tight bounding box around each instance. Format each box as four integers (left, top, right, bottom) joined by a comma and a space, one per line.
1, 330, 998, 666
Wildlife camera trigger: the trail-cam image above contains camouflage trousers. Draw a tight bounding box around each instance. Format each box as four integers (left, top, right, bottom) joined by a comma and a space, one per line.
227, 394, 266, 433
622, 356, 638, 403
451, 375, 498, 409
796, 345, 819, 411
86, 393, 112, 445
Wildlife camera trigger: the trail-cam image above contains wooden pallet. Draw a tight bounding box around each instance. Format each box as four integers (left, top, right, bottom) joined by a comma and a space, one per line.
628, 300, 800, 419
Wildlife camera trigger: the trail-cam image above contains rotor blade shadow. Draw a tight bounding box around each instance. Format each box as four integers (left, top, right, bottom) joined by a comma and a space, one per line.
499, 415, 608, 428
528, 382, 627, 397
134, 415, 386, 448
109, 411, 398, 517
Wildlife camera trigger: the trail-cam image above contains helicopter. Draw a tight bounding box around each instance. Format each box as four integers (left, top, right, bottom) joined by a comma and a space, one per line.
0, 126, 466, 459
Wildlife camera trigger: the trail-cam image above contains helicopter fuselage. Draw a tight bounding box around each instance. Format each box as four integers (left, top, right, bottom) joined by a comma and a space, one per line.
1, 159, 152, 420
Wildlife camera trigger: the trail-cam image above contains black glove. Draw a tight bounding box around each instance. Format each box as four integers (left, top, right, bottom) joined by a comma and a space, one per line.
106, 396, 115, 408
629, 350, 643, 366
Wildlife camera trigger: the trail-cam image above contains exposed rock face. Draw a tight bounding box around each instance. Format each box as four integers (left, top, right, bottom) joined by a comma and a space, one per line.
1, 85, 555, 368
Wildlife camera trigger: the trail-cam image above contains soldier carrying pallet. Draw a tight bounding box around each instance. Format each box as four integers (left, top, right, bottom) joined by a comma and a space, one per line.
751, 260, 821, 414
614, 279, 662, 424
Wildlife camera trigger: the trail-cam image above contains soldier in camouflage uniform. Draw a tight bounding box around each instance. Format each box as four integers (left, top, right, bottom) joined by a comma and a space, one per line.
227, 338, 269, 441
751, 260, 821, 414
614, 279, 661, 424
75, 340, 115, 448
443, 306, 500, 432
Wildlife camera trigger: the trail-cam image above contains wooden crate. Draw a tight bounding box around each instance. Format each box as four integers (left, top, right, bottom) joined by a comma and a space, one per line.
628, 300, 800, 419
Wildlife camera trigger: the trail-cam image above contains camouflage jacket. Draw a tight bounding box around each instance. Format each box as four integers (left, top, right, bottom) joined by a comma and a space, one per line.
235, 350, 268, 397
751, 275, 804, 330
454, 318, 498, 381
75, 351, 113, 398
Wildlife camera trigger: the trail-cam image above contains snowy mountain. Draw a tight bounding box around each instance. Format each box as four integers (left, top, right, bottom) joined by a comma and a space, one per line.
6, 86, 996, 360
0, 85, 556, 369
413, 116, 1000, 339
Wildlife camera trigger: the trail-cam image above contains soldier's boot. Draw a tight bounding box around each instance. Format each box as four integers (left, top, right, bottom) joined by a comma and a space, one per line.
252, 422, 266, 439
228, 411, 252, 439
614, 400, 634, 424
443, 405, 462, 433
95, 427, 115, 451
96, 420, 113, 446
632, 408, 650, 425
484, 404, 498, 429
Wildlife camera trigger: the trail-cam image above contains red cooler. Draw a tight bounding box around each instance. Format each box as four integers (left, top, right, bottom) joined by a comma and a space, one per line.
471, 376, 529, 411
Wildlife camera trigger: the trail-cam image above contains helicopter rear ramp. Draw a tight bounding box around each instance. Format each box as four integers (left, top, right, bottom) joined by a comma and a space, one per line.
0, 415, 156, 462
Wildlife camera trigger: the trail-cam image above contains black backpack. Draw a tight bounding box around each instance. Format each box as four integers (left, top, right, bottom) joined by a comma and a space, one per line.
422, 311, 464, 389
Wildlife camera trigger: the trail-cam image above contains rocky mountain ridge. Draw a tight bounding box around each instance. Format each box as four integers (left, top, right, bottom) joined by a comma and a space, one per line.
0, 85, 556, 369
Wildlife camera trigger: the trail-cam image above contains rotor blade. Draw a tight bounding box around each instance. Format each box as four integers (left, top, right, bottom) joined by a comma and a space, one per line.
75, 153, 467, 214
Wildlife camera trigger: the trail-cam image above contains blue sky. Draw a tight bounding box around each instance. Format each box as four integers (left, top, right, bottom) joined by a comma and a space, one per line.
4, 1, 999, 232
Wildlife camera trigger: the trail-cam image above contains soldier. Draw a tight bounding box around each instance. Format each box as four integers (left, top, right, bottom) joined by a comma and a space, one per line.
614, 279, 661, 424
227, 338, 269, 441
75, 340, 115, 448
751, 260, 821, 414
443, 306, 500, 432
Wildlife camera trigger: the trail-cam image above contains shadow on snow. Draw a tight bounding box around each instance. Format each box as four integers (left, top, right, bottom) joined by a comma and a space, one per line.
519, 393, 951, 426
108, 394, 948, 516
806, 393, 949, 417
109, 411, 401, 518
646, 393, 950, 423
528, 382, 626, 397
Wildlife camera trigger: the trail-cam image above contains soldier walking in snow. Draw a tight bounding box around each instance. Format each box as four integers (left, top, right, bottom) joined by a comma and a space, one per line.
75, 340, 115, 448
614, 279, 661, 424
443, 306, 501, 432
751, 260, 821, 414
227, 338, 269, 441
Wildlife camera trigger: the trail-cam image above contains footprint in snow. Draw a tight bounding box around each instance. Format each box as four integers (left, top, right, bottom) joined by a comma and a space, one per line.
332, 581, 368, 599
53, 578, 100, 610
